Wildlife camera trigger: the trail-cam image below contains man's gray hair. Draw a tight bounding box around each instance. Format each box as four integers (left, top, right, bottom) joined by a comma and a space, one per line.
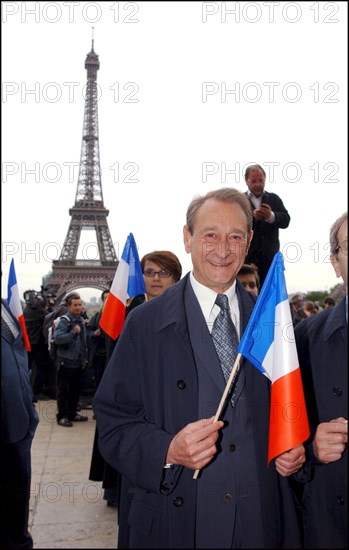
186, 188, 253, 235
330, 212, 347, 255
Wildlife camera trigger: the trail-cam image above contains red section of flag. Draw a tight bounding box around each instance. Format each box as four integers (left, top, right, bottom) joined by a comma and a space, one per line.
268, 368, 309, 463
18, 314, 32, 352
99, 292, 126, 340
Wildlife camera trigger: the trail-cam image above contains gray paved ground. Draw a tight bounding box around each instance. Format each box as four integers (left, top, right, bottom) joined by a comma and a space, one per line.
29, 400, 118, 548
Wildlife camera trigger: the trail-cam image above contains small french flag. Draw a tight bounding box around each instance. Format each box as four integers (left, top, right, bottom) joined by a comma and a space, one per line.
238, 252, 309, 463
100, 233, 146, 340
7, 258, 31, 351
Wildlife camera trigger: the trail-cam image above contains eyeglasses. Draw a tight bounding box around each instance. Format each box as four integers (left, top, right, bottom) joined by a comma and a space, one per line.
335, 239, 348, 256
143, 269, 172, 278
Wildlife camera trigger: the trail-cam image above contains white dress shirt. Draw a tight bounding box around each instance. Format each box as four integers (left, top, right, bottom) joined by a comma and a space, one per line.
247, 190, 275, 224
189, 272, 241, 338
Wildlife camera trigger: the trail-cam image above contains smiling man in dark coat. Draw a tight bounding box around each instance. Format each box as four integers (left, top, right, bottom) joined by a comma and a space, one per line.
93, 188, 305, 549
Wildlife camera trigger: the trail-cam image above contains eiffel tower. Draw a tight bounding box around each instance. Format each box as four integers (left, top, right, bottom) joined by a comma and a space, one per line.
44, 38, 118, 302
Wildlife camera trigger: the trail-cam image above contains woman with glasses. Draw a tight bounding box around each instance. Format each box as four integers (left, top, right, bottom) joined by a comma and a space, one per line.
141, 251, 182, 300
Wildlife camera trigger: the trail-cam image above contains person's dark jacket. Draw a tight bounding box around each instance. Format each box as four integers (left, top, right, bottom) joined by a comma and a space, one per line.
245, 191, 290, 284
94, 275, 301, 549
294, 298, 347, 548
23, 301, 47, 346
86, 311, 106, 366
1, 299, 39, 444
54, 312, 86, 367
1, 300, 39, 550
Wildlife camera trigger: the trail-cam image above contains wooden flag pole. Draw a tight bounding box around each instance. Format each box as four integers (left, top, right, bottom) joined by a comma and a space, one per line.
193, 352, 242, 480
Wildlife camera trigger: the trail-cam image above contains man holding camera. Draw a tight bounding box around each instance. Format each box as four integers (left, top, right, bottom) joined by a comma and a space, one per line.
244, 163, 291, 288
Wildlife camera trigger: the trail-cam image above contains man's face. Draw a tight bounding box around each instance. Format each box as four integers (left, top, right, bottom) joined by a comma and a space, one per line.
183, 198, 253, 293
246, 169, 266, 198
294, 299, 303, 311
237, 273, 259, 296
331, 218, 348, 289
68, 299, 83, 316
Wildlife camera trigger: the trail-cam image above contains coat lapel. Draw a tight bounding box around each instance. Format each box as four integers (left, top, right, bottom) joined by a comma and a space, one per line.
1, 299, 21, 344
154, 276, 257, 402
323, 297, 347, 342
184, 280, 226, 394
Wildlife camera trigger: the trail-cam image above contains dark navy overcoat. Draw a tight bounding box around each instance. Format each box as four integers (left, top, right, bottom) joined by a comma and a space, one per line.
94, 275, 301, 548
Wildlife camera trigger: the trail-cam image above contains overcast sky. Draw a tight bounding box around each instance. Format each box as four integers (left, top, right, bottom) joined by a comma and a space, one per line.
2, 1, 347, 302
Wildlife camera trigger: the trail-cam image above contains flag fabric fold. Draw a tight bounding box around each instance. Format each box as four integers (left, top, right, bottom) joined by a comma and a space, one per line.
238, 252, 309, 463
7, 258, 31, 351
99, 233, 146, 340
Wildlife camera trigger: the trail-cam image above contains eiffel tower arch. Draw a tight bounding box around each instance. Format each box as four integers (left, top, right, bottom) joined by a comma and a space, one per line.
44, 39, 118, 303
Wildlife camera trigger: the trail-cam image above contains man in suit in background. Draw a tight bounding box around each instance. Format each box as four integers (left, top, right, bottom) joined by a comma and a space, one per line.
1, 298, 39, 549
244, 163, 291, 287
94, 188, 304, 549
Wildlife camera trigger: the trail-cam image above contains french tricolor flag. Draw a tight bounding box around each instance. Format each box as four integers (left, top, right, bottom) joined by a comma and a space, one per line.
7, 258, 31, 351
100, 233, 146, 340
238, 252, 309, 463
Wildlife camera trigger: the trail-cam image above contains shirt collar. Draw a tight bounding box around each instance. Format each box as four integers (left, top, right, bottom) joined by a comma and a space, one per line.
189, 271, 238, 323
247, 189, 263, 209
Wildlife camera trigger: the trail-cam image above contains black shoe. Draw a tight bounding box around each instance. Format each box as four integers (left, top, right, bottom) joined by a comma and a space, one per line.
107, 500, 118, 508
73, 414, 88, 422
58, 417, 73, 427
46, 392, 57, 399
36, 393, 51, 401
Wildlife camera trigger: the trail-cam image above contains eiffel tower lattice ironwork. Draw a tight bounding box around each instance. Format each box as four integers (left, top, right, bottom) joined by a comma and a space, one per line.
44, 39, 118, 302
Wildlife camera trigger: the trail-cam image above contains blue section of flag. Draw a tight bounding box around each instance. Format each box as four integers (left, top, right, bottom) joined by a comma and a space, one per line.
238, 252, 288, 374
121, 233, 146, 297
7, 258, 17, 305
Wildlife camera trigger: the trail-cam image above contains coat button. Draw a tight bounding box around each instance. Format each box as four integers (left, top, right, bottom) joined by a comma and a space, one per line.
333, 387, 342, 397
173, 497, 183, 507
177, 380, 186, 390
336, 496, 344, 506
224, 493, 232, 502
229, 443, 236, 452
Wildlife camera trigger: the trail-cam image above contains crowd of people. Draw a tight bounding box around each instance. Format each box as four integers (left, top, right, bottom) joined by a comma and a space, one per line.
1, 168, 347, 549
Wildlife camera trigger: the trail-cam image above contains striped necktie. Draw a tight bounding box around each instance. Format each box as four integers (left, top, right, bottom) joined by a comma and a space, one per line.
211, 294, 240, 405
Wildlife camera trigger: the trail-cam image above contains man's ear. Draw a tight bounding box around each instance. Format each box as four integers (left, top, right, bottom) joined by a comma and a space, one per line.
183, 225, 192, 254
245, 230, 254, 255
